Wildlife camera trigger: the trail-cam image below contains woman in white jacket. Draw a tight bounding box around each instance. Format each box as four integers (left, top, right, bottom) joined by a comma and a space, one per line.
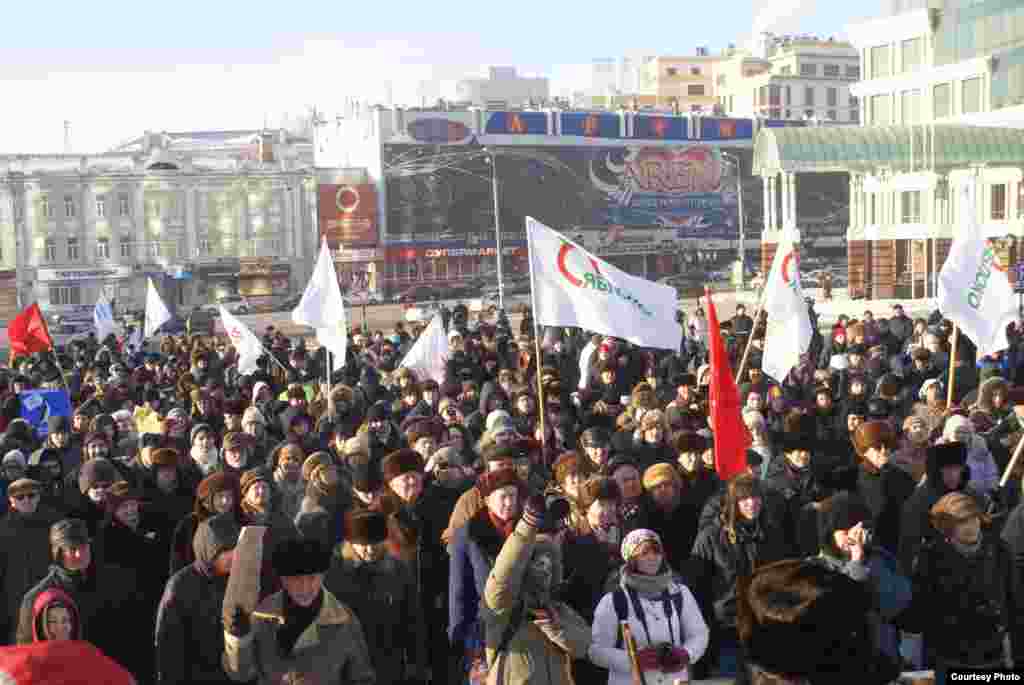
590, 529, 709, 685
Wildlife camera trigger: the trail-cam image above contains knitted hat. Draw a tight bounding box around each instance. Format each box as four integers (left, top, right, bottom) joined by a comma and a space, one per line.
239, 468, 271, 496
345, 509, 389, 545
552, 452, 588, 486
49, 519, 90, 562
620, 528, 662, 562
78, 458, 118, 493
150, 448, 179, 468
242, 406, 266, 425
190, 424, 212, 445
272, 537, 331, 577
478, 467, 521, 498
381, 449, 422, 483
579, 477, 621, 511
7, 478, 40, 499
642, 463, 679, 491
302, 452, 334, 483
851, 421, 897, 457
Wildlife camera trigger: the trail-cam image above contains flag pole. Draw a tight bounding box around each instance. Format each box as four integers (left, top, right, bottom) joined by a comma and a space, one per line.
525, 219, 547, 451
734, 285, 766, 383
37, 312, 73, 400
947, 324, 959, 407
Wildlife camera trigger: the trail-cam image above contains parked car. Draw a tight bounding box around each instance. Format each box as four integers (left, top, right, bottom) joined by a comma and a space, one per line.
393, 285, 441, 304
202, 296, 249, 314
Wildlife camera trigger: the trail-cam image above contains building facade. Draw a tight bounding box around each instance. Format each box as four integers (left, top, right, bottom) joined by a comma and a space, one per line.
450, 67, 550, 109
0, 129, 316, 321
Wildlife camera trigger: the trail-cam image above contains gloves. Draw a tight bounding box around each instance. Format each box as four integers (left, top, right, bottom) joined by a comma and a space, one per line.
523, 493, 547, 529
660, 647, 690, 672
533, 606, 592, 658
223, 605, 251, 638
636, 648, 662, 672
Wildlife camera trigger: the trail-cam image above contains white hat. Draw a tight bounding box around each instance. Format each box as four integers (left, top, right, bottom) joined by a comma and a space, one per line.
448, 329, 463, 341
829, 354, 848, 371
485, 410, 511, 432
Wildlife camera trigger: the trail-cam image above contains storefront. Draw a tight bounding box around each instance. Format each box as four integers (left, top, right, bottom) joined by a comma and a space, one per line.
193, 260, 240, 305
383, 244, 527, 293
238, 258, 291, 306
34, 265, 135, 316
335, 247, 384, 296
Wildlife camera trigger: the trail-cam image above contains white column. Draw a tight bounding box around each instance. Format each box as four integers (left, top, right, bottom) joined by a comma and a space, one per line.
184, 184, 197, 261
134, 181, 146, 254
762, 176, 772, 235
788, 173, 798, 231
768, 175, 777, 231
850, 175, 861, 229
239, 181, 250, 256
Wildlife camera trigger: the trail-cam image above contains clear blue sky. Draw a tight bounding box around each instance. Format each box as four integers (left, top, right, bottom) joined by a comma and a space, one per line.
0, 0, 881, 152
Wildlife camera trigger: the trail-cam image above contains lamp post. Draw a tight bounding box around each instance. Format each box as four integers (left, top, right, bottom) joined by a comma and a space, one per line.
482, 147, 505, 312
721, 152, 745, 290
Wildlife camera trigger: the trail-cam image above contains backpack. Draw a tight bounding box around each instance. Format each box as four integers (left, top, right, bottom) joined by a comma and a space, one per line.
611, 585, 685, 649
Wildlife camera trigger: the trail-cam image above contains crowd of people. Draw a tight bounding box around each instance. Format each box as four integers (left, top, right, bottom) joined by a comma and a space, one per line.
0, 299, 1021, 684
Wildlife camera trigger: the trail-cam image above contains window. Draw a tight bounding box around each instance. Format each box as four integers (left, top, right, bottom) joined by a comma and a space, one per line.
14, 202, 22, 221
991, 184, 1007, 220
769, 85, 781, 105
901, 191, 921, 223
962, 77, 982, 114
49, 285, 81, 306
846, 65, 861, 78
933, 83, 952, 118
770, 108, 781, 119
784, 86, 791, 105
687, 84, 705, 96
849, 94, 859, 107
120, 236, 133, 258
43, 238, 56, 262
666, 67, 678, 77
196, 238, 210, 256
901, 37, 922, 73
785, 109, 792, 119
67, 237, 79, 261
800, 63, 817, 76
780, 65, 792, 75
118, 194, 131, 217
827, 110, 838, 120
40, 195, 51, 219
804, 86, 815, 106
96, 195, 106, 218
436, 260, 448, 280
850, 108, 860, 123
871, 94, 890, 124
690, 66, 701, 76
827, 88, 838, 106
96, 237, 109, 260
823, 64, 840, 77
871, 45, 891, 79
64, 196, 75, 218
901, 90, 921, 124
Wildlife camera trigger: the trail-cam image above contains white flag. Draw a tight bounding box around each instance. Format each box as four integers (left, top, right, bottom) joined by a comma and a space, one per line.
219, 306, 263, 375
292, 239, 348, 370
399, 314, 450, 384
526, 217, 682, 350
93, 294, 120, 343
761, 240, 813, 381
938, 185, 1017, 358
144, 278, 172, 338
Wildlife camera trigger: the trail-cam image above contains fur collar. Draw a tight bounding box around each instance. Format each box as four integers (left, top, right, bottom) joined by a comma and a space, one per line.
254, 588, 353, 628
467, 507, 505, 563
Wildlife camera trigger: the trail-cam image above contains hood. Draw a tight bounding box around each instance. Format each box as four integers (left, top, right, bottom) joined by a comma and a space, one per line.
31, 587, 80, 642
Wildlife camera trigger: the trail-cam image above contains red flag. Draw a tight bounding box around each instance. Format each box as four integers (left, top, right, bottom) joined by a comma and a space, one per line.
705, 288, 752, 481
8, 303, 52, 361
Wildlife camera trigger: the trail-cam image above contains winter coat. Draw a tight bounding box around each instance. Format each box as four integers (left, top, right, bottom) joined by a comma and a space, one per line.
155, 562, 233, 684
637, 496, 698, 577
761, 459, 829, 556
900, 532, 1014, 666
1000, 501, 1024, 664
561, 532, 621, 625
222, 588, 375, 685
854, 464, 917, 556
442, 484, 485, 550
0, 506, 61, 643
590, 576, 710, 685
16, 562, 150, 680
479, 519, 593, 685
897, 452, 973, 574
324, 542, 425, 685
689, 514, 791, 629
449, 508, 510, 646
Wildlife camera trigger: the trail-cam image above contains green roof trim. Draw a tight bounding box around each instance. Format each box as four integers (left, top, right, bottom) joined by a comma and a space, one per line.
753, 124, 1024, 175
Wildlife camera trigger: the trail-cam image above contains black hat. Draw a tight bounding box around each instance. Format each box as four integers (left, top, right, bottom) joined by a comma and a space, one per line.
365, 402, 390, 422
817, 492, 871, 552
47, 415, 70, 435
605, 456, 640, 478
927, 441, 968, 469
50, 519, 91, 562
350, 455, 383, 493
192, 512, 241, 565
781, 414, 816, 454
746, 449, 764, 469
271, 537, 331, 577
866, 398, 890, 419
345, 510, 389, 545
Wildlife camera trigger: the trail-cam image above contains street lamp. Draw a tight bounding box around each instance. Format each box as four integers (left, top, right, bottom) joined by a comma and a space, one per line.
482, 147, 505, 312
721, 152, 745, 291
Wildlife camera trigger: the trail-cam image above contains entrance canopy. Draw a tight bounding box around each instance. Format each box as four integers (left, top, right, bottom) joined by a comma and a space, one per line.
753, 124, 1024, 175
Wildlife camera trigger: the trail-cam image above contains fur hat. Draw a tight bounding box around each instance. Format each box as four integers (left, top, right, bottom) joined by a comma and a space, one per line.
817, 492, 871, 552
780, 413, 816, 454
927, 441, 968, 469
381, 449, 423, 483
239, 468, 271, 496
345, 509, 389, 545
7, 478, 41, 499
553, 452, 589, 486
738, 559, 899, 685
302, 452, 334, 483
50, 519, 91, 562
222, 432, 251, 452
150, 448, 179, 468
673, 431, 709, 454
190, 424, 212, 446
272, 537, 331, 577
477, 467, 521, 498
579, 477, 621, 511
350, 454, 383, 493
196, 472, 239, 514
851, 421, 896, 457
192, 512, 241, 565
78, 458, 118, 494
642, 463, 679, 491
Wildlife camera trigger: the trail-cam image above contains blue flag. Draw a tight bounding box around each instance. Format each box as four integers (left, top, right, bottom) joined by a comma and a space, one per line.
19, 390, 72, 438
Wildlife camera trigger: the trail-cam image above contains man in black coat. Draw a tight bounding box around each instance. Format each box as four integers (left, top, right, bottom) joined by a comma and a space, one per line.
17, 518, 149, 681
155, 513, 240, 684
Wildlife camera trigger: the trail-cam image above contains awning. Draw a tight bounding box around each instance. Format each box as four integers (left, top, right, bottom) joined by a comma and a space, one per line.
753, 124, 1024, 175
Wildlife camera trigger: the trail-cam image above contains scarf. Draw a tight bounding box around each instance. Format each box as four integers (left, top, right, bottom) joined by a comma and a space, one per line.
277, 589, 324, 655
621, 565, 673, 598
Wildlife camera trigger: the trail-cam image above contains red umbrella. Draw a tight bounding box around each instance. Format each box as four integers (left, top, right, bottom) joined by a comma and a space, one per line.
0, 641, 134, 685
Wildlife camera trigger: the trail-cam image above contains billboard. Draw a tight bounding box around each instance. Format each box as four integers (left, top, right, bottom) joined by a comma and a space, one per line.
383, 143, 745, 241
318, 184, 378, 248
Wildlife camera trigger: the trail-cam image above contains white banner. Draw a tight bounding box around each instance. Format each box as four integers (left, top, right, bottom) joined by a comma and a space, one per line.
526, 217, 682, 350
143, 278, 172, 339
292, 239, 348, 371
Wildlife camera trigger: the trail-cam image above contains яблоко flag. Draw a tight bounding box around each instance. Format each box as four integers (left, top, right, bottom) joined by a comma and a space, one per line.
938, 184, 1017, 358
761, 239, 813, 382
526, 217, 682, 351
